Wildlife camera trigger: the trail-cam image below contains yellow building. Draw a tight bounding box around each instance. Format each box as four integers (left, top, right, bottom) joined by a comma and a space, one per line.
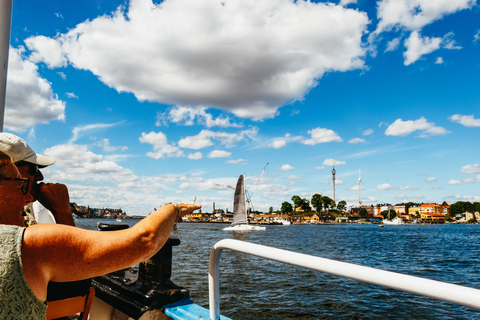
408, 206, 420, 215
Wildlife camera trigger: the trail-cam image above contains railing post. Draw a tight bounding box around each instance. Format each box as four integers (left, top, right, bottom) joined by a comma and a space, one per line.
208, 244, 222, 320
0, 0, 13, 132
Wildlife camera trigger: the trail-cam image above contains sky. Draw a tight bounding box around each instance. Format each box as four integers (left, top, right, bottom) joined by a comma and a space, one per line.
3, 0, 480, 215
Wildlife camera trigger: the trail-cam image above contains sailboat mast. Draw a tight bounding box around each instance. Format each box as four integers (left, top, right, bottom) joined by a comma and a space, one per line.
0, 0, 13, 132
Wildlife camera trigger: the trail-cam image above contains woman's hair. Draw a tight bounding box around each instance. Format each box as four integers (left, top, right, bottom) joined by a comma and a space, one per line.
0, 150, 13, 178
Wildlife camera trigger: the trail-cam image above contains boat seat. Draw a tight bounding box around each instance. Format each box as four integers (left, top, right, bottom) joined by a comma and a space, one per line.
46, 280, 95, 320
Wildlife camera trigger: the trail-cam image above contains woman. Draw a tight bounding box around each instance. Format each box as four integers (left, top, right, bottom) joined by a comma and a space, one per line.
0, 151, 200, 319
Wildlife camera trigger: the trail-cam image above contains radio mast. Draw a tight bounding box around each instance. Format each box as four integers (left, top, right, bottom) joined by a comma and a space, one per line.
358, 169, 362, 206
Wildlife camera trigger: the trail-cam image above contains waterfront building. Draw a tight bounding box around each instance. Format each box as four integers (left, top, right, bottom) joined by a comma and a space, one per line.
419, 203, 450, 216
408, 206, 421, 215
420, 212, 445, 223
394, 204, 406, 214
464, 211, 480, 222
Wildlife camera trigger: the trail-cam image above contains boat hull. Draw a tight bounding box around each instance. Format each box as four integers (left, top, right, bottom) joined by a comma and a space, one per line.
223, 224, 266, 231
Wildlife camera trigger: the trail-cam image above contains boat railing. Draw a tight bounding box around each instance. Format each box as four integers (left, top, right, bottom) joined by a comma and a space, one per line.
209, 239, 480, 320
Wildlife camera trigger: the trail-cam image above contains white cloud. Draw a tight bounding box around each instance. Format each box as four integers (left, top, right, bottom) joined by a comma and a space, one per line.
281, 164, 294, 171
349, 137, 366, 144
449, 114, 480, 127
385, 38, 400, 52
269, 139, 287, 149
4, 47, 65, 132
323, 158, 346, 166
403, 31, 463, 65
208, 150, 231, 158
474, 29, 480, 43
301, 127, 343, 145
460, 163, 480, 174
178, 128, 257, 149
226, 159, 248, 164
139, 131, 184, 159
448, 179, 462, 185
385, 117, 449, 137
403, 31, 442, 65
339, 0, 357, 6
188, 152, 202, 160
375, 0, 475, 33
156, 106, 241, 128
24, 0, 369, 120
179, 183, 190, 189
377, 183, 392, 190
94, 139, 128, 152
425, 177, 436, 183
362, 128, 373, 136
71, 122, 122, 143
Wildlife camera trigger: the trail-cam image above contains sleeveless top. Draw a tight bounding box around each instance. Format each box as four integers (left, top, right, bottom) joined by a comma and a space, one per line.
0, 224, 47, 319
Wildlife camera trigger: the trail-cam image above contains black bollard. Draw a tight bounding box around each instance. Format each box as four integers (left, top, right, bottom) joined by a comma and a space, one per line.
92, 223, 189, 319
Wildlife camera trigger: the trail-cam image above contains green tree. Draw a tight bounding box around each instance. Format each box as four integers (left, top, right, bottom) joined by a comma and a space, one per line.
281, 202, 293, 214
269, 206, 273, 214
321, 196, 335, 210
300, 198, 311, 212
359, 208, 368, 217
291, 195, 302, 212
311, 194, 323, 212
337, 200, 347, 211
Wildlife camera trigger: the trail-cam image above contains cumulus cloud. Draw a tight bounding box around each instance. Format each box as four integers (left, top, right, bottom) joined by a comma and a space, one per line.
403, 31, 463, 65
323, 158, 346, 166
449, 114, 480, 127
156, 106, 241, 128
207, 150, 231, 158
425, 177, 436, 183
178, 127, 257, 149
403, 31, 442, 65
4, 47, 65, 132
340, 0, 357, 6
385, 38, 400, 52
385, 117, 449, 137
24, 0, 369, 120
226, 159, 247, 164
362, 128, 373, 136
474, 29, 480, 43
460, 163, 480, 174
301, 127, 343, 145
268, 139, 287, 149
349, 137, 366, 144
448, 179, 462, 185
375, 0, 475, 33
188, 152, 202, 160
94, 138, 128, 152
139, 131, 184, 159
377, 183, 392, 190
281, 164, 294, 171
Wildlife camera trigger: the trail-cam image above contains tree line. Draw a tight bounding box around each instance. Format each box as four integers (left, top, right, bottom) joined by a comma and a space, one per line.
280, 194, 347, 214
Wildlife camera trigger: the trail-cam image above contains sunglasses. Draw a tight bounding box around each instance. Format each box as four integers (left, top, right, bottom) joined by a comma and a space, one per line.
15, 161, 39, 176
0, 177, 29, 195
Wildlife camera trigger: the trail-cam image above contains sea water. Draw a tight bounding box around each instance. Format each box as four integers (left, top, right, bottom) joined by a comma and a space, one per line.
76, 219, 480, 319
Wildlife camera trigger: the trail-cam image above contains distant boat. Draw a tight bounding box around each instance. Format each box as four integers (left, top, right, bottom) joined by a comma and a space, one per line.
224, 175, 266, 232
116, 218, 122, 222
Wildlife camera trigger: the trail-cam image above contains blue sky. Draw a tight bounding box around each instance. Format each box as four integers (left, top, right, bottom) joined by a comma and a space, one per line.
4, 0, 480, 215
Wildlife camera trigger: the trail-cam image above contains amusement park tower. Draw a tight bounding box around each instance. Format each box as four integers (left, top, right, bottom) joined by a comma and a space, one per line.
358, 169, 362, 205
332, 166, 336, 204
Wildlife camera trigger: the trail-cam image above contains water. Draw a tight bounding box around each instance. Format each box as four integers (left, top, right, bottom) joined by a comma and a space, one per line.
76, 219, 480, 319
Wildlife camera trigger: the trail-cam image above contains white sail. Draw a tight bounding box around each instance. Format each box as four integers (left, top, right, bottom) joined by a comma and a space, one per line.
224, 175, 265, 231
232, 175, 247, 225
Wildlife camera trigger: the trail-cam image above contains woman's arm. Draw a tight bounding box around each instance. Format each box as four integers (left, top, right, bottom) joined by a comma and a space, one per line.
21, 203, 200, 302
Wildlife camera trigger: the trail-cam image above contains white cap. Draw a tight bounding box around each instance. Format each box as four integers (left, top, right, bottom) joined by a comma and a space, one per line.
0, 133, 56, 167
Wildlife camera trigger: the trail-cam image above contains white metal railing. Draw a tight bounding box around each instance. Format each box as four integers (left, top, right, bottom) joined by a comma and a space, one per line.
208, 239, 480, 320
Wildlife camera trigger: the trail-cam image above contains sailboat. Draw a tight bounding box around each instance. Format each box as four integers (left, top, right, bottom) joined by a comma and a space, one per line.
223, 175, 266, 231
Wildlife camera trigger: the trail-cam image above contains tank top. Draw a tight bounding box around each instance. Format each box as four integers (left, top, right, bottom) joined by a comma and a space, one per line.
0, 224, 47, 319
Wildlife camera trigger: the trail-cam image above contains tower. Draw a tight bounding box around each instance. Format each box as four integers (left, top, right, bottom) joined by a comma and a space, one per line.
332, 166, 336, 204
358, 169, 362, 206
